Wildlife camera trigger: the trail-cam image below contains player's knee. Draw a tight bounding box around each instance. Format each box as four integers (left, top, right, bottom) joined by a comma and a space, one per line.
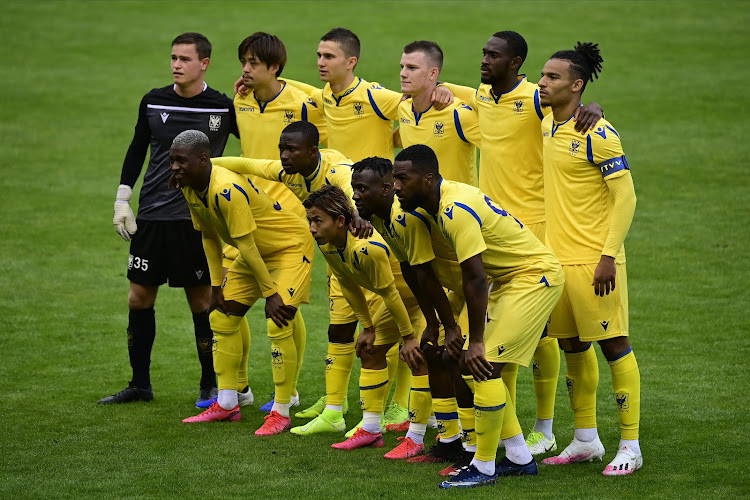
558, 337, 589, 353
328, 321, 357, 343
209, 309, 243, 335
185, 285, 211, 313
598, 336, 631, 361
422, 342, 443, 370
128, 284, 157, 310
266, 318, 294, 340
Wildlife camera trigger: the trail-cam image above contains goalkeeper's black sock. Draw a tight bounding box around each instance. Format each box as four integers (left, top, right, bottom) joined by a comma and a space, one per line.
128, 307, 155, 389
193, 309, 216, 388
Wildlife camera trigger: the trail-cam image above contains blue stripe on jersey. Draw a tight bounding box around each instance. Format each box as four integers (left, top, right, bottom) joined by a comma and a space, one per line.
411, 387, 431, 392
367, 240, 391, 258
599, 156, 630, 177
534, 89, 544, 120
232, 183, 250, 204
606, 124, 620, 138
454, 202, 482, 227
360, 379, 389, 390
609, 346, 633, 362
333, 78, 362, 106
475, 403, 506, 412
434, 411, 459, 420
409, 210, 431, 232
278, 170, 284, 183
367, 90, 389, 121
454, 109, 469, 143
301, 103, 308, 121
587, 135, 594, 163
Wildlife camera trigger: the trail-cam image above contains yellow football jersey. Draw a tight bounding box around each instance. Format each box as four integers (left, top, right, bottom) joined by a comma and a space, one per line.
435, 179, 563, 286
292, 77, 401, 162
212, 149, 354, 201
235, 80, 327, 216
447, 77, 551, 225
318, 231, 413, 334
398, 98, 480, 186
371, 197, 463, 292
184, 166, 312, 259
543, 115, 631, 265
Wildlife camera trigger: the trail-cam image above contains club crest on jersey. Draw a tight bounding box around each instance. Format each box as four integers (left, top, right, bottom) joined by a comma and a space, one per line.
160, 112, 169, 123
615, 392, 630, 411
353, 102, 364, 116
569, 140, 581, 156
284, 110, 295, 123
209, 115, 221, 131
433, 122, 445, 137
513, 100, 524, 114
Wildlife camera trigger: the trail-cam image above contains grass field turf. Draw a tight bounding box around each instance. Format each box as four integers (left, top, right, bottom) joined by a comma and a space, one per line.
1, 0, 749, 498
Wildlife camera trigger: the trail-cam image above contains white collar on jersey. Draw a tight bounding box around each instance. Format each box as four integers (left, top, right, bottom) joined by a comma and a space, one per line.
173, 81, 208, 93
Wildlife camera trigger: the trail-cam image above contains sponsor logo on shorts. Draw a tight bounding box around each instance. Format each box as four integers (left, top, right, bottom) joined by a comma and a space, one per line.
498, 345, 505, 356
195, 270, 204, 279
600, 320, 609, 331
288, 287, 295, 297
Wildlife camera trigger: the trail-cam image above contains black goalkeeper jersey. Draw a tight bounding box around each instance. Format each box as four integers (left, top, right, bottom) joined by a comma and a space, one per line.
120, 84, 238, 221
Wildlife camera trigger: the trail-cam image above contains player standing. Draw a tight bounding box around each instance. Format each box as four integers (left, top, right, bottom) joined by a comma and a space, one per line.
100, 33, 237, 406
537, 42, 642, 476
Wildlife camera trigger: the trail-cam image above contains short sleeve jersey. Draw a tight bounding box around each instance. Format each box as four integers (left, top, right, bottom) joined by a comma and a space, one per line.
542, 115, 630, 265
398, 98, 480, 186
435, 179, 563, 285
183, 166, 311, 258
212, 149, 353, 202
470, 76, 551, 225
234, 80, 327, 217
307, 77, 401, 162
371, 198, 463, 292
121, 84, 236, 221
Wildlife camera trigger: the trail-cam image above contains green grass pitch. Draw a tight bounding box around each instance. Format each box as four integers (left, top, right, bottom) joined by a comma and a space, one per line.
1, 1, 748, 498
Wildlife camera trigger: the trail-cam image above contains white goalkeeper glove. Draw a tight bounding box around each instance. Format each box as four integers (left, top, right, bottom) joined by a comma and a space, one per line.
113, 184, 138, 241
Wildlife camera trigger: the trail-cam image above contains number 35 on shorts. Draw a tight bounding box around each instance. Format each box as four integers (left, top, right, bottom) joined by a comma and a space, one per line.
128, 254, 149, 272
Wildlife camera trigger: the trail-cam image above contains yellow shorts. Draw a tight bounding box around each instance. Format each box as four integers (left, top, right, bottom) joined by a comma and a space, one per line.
222, 244, 239, 270
370, 294, 425, 347
223, 248, 313, 309
548, 263, 629, 342
484, 276, 563, 366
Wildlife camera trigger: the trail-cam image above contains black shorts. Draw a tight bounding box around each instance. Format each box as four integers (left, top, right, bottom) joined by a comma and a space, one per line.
127, 220, 210, 288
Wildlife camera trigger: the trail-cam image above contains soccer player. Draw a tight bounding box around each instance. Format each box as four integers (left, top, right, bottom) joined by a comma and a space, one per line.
392, 145, 564, 488
304, 185, 427, 451
173, 130, 313, 436
395, 41, 480, 186
232, 32, 329, 411
537, 43, 641, 476
445, 31, 603, 455
351, 157, 468, 463
100, 33, 237, 406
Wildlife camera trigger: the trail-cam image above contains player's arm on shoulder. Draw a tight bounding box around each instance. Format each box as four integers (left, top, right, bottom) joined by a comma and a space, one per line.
455, 101, 481, 148
393, 126, 402, 149
574, 101, 604, 132
211, 157, 280, 180
369, 82, 402, 120
285, 78, 324, 105
440, 82, 476, 103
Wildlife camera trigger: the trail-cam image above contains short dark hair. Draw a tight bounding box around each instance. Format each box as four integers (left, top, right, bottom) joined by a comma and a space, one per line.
351, 156, 393, 179
550, 42, 603, 93
172, 32, 212, 60
395, 144, 440, 176
281, 121, 319, 147
492, 31, 528, 68
303, 185, 354, 225
403, 40, 443, 72
321, 27, 360, 59
238, 32, 287, 77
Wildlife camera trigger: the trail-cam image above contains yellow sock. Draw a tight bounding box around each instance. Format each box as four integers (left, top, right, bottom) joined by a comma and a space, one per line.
236, 317, 251, 391
565, 344, 599, 429
609, 349, 640, 440
500, 363, 518, 408
473, 377, 506, 462
433, 397, 461, 441
267, 318, 296, 405
326, 342, 354, 406
393, 358, 412, 409
360, 367, 389, 414
533, 336, 560, 420
499, 381, 523, 440
409, 375, 432, 424
209, 310, 243, 391
291, 310, 307, 396
458, 406, 476, 447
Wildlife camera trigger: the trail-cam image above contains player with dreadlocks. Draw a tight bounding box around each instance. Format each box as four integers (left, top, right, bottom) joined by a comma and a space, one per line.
537, 42, 642, 476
